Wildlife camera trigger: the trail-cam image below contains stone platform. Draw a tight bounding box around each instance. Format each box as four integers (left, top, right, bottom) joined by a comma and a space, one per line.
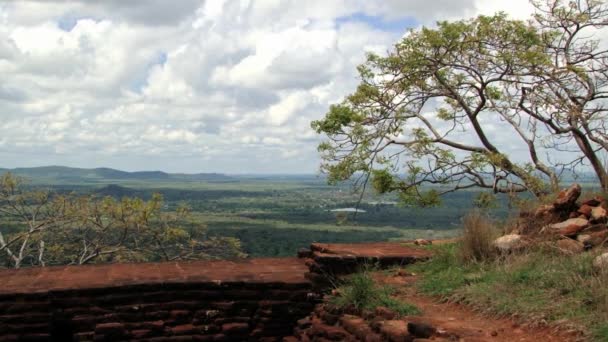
0, 242, 432, 341
0, 258, 309, 295
299, 242, 432, 287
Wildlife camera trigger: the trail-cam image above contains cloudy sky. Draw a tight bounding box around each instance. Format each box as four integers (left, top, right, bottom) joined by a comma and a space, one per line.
0, 0, 535, 173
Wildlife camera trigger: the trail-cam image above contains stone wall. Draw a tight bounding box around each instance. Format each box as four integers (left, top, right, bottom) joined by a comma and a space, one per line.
0, 259, 315, 341
0, 242, 430, 341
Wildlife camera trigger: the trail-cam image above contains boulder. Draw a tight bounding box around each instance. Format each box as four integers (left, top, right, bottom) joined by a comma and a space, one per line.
588, 230, 608, 247
577, 204, 593, 217
534, 204, 555, 217
581, 196, 602, 207
581, 224, 608, 234
546, 218, 589, 232
558, 223, 587, 237
407, 322, 436, 339
577, 234, 591, 244
375, 307, 397, 320
591, 206, 607, 221
554, 183, 581, 209
493, 234, 524, 252
414, 239, 432, 246
379, 320, 408, 342
555, 239, 584, 255
592, 253, 608, 273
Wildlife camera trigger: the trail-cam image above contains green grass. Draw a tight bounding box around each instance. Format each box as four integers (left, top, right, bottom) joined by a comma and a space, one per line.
410, 243, 608, 339
330, 269, 421, 317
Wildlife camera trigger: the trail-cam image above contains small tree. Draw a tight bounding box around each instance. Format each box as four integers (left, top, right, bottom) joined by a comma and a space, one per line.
0, 173, 245, 268
0, 173, 67, 268
312, 0, 608, 205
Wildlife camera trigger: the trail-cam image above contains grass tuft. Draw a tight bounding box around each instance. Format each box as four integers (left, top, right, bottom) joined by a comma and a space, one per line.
330, 268, 420, 316
411, 243, 608, 337
459, 210, 499, 263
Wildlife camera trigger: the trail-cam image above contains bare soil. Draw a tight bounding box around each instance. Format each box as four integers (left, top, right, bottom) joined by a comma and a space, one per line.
376, 271, 584, 342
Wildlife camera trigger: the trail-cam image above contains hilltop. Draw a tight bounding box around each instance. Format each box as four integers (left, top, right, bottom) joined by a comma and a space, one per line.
0, 166, 234, 184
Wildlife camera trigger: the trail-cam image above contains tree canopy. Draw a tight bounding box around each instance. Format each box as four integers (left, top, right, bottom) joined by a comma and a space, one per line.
312, 0, 608, 205
0, 173, 245, 269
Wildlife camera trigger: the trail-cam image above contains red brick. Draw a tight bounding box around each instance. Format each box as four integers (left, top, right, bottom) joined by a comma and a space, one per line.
221, 322, 249, 335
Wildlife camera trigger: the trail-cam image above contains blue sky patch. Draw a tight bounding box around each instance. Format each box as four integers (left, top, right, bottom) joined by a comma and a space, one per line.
57, 16, 101, 32
336, 12, 418, 32
130, 51, 168, 93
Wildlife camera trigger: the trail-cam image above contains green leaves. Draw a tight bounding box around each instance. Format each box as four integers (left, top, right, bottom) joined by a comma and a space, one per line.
312, 1, 608, 205
371, 169, 394, 194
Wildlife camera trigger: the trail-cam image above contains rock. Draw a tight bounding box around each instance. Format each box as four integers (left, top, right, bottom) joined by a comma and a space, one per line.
554, 184, 581, 209
588, 230, 608, 247
578, 204, 594, 217
221, 322, 248, 335
555, 239, 584, 255
534, 204, 555, 217
375, 307, 397, 320
493, 234, 524, 252
582, 196, 602, 207
547, 218, 589, 232
582, 224, 608, 234
592, 253, 608, 273
558, 224, 587, 237
297, 248, 312, 258
591, 206, 607, 221
569, 211, 580, 219
407, 322, 436, 338
379, 320, 408, 342
340, 315, 381, 341
577, 234, 591, 244
414, 239, 432, 246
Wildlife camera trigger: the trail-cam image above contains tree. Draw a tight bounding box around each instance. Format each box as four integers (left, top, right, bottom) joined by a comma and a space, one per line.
0, 173, 68, 268
312, 0, 608, 206
0, 173, 245, 269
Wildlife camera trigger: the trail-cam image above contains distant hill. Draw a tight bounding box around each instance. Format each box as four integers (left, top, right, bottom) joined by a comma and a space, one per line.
0, 166, 234, 184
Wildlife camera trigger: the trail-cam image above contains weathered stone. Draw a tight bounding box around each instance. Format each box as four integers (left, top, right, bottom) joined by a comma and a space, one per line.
591, 206, 607, 221
577, 234, 592, 244
379, 320, 408, 342
582, 196, 602, 207
407, 322, 436, 338
221, 322, 248, 335
554, 184, 581, 208
591, 230, 608, 244
593, 253, 608, 273
555, 239, 584, 255
493, 234, 524, 252
375, 307, 397, 320
578, 204, 594, 217
558, 224, 587, 237
339, 315, 381, 341
547, 218, 589, 232
534, 204, 555, 217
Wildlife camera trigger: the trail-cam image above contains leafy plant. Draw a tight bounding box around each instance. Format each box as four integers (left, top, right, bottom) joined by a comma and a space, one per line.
330, 268, 420, 316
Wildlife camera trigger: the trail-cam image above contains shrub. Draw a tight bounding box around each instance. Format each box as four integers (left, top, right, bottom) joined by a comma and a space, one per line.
459, 210, 499, 263
330, 269, 420, 316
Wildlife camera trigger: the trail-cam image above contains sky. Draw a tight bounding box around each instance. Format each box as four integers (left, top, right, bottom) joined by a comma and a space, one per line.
0, 0, 537, 174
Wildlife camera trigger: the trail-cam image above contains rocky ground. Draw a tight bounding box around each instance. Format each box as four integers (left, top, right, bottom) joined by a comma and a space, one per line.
493, 184, 608, 270
287, 269, 581, 342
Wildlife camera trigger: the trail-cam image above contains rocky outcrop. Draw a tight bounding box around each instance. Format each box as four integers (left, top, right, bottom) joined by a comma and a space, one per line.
289, 304, 457, 342
496, 184, 608, 254
299, 242, 432, 289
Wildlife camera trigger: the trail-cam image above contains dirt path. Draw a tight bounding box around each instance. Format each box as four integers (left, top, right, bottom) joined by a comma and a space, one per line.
376, 271, 584, 342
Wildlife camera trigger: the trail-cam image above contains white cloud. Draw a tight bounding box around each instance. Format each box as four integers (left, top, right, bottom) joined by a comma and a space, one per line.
0, 0, 560, 173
